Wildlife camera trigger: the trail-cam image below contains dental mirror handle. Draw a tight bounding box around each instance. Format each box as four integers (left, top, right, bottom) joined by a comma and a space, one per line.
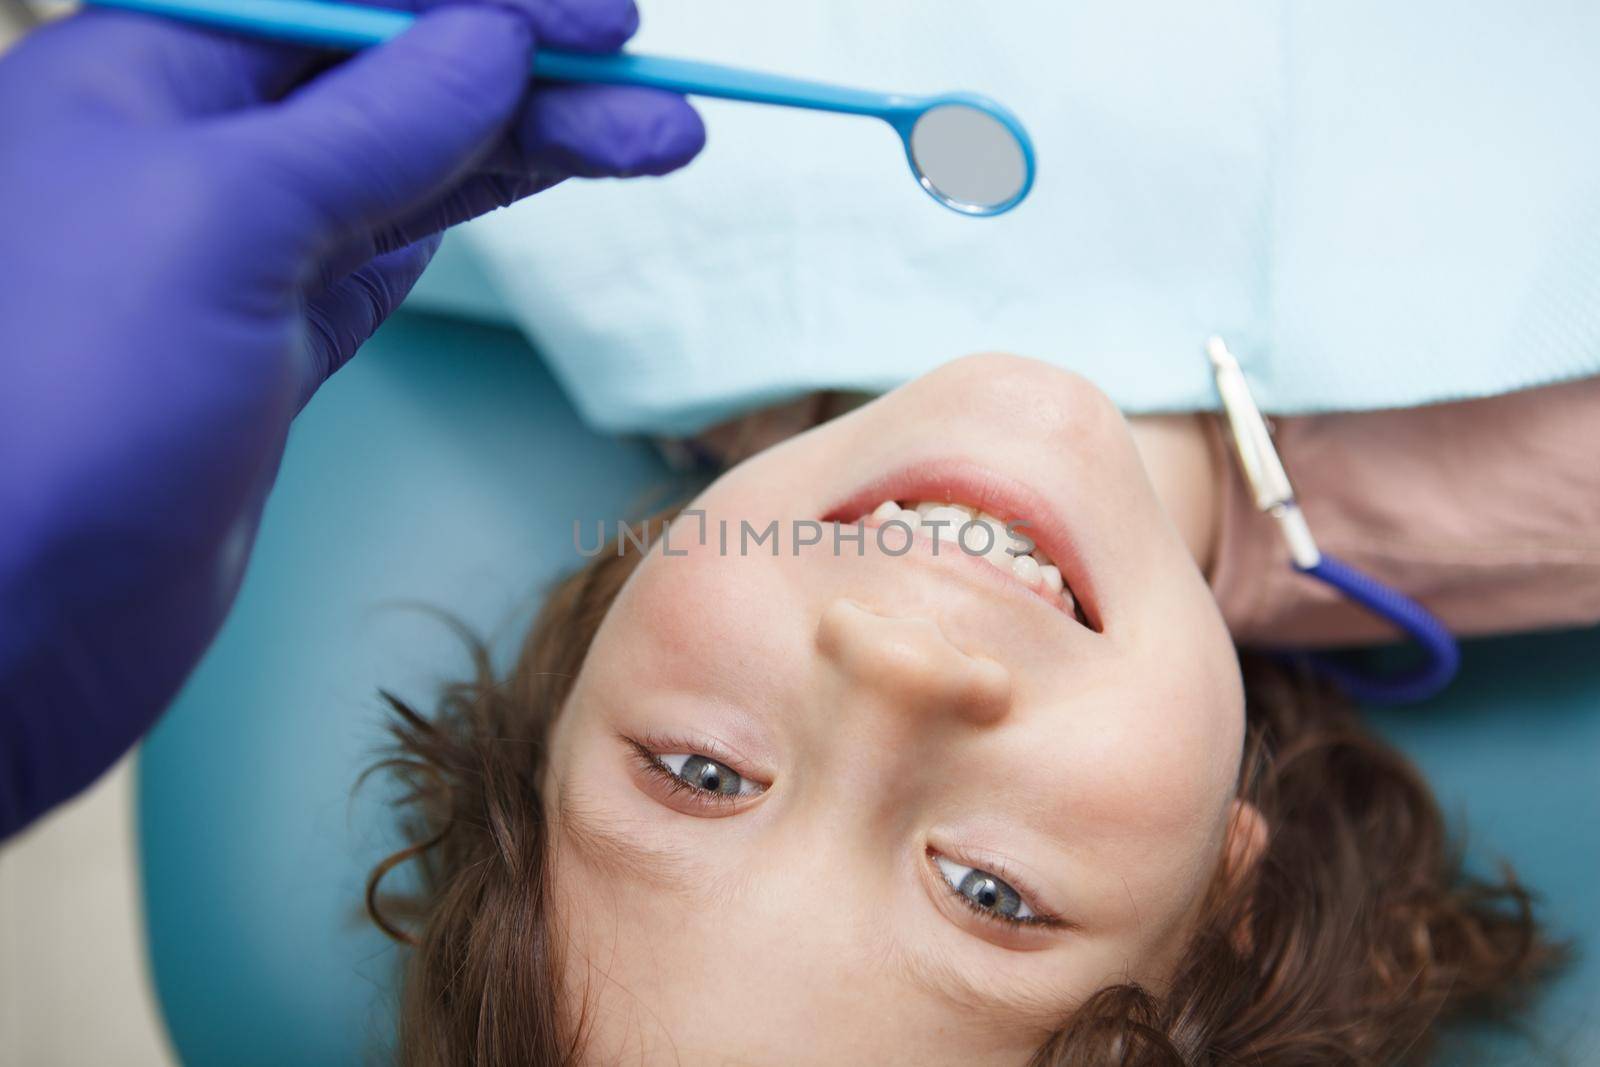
81, 0, 926, 123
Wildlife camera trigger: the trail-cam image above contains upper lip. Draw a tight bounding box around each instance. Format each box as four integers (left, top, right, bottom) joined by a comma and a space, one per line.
821, 459, 1102, 632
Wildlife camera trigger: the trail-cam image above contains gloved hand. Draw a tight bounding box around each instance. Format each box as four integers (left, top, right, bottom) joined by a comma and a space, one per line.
0, 1, 704, 837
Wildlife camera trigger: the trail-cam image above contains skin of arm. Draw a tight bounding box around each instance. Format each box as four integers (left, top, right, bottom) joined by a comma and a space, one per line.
1130, 378, 1600, 647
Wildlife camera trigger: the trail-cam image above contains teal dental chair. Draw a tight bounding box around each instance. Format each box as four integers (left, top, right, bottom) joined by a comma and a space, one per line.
137, 311, 1600, 1065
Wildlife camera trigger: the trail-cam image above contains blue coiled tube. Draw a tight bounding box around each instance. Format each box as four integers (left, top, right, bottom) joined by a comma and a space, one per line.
1294, 554, 1461, 704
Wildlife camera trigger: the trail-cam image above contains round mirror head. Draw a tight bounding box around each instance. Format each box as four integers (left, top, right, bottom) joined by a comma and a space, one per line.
907, 101, 1033, 216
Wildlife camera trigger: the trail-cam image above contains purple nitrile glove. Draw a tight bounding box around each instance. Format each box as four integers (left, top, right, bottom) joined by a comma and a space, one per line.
0, 1, 705, 837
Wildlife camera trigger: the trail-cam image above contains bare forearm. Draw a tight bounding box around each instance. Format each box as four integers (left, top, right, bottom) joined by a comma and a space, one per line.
1188, 378, 1600, 647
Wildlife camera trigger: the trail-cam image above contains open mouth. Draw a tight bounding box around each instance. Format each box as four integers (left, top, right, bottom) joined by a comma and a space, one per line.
859, 500, 1090, 626
823, 462, 1100, 631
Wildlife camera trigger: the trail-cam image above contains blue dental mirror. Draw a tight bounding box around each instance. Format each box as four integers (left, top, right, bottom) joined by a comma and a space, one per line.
83, 0, 1038, 217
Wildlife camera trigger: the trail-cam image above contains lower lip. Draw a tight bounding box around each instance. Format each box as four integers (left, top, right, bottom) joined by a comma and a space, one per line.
821, 459, 1100, 631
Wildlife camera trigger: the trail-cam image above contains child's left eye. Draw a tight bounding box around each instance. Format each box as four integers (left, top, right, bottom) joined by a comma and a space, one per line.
935, 856, 1037, 923
657, 753, 764, 798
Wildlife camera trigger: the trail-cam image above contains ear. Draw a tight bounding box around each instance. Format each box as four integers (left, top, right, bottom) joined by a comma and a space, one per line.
1222, 799, 1269, 952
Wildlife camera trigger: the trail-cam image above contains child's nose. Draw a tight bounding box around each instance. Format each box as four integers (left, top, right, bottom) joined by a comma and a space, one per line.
814, 597, 1012, 728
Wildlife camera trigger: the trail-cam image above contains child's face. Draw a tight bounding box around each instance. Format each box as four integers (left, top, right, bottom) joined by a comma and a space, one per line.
542, 355, 1247, 1062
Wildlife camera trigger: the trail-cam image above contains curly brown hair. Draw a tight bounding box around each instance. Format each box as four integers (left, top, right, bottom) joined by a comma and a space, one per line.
367, 512, 1562, 1066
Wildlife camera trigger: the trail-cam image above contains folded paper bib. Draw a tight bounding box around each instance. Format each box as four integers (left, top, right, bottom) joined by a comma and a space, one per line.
411, 0, 1600, 434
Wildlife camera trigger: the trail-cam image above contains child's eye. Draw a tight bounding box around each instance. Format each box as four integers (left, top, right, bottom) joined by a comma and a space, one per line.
656, 753, 764, 798
935, 856, 1037, 923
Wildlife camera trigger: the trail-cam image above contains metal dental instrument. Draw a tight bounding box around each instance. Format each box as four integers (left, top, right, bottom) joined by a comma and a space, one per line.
82, 0, 1038, 217
1207, 336, 1461, 704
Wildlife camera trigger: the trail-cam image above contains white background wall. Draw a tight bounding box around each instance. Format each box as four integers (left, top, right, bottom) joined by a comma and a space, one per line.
0, 760, 177, 1066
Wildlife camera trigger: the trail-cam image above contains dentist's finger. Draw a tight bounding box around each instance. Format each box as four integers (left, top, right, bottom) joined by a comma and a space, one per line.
213, 3, 536, 240
309, 86, 703, 286
11, 8, 312, 118
298, 235, 443, 410
508, 83, 706, 179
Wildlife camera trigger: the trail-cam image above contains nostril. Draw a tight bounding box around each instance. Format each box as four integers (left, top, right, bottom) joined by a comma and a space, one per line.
816, 599, 1012, 726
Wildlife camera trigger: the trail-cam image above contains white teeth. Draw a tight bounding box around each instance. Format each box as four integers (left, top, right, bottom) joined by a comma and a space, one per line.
922, 506, 969, 549
1038, 564, 1064, 596
866, 499, 1083, 622
1008, 525, 1037, 557
1005, 525, 1034, 559
973, 512, 1013, 566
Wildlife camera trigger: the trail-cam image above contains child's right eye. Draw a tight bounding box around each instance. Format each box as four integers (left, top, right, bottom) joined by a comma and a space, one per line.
655, 753, 763, 798
625, 739, 768, 813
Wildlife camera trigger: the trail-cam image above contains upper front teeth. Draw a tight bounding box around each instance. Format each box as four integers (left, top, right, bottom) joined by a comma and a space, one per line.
867, 500, 1077, 615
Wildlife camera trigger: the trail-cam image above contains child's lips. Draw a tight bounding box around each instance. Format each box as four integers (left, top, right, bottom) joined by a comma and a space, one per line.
821, 459, 1102, 633
857, 508, 1094, 627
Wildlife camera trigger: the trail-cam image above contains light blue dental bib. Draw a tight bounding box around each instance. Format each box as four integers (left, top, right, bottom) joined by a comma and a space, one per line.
412, 0, 1600, 434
